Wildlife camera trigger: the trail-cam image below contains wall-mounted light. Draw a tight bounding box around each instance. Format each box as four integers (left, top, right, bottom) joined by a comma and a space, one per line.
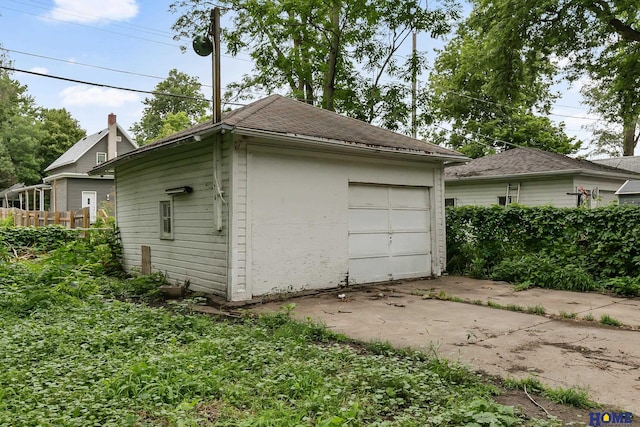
165, 186, 193, 195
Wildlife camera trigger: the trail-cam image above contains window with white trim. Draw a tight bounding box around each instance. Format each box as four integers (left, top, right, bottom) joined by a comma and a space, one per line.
96, 152, 107, 164
159, 200, 173, 239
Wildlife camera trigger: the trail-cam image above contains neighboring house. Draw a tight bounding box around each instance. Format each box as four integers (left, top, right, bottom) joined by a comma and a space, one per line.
592, 156, 640, 173
43, 114, 137, 221
445, 147, 640, 207
90, 94, 467, 302
615, 180, 640, 205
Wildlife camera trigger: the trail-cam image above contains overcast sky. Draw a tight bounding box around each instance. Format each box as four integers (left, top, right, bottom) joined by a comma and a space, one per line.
0, 0, 609, 156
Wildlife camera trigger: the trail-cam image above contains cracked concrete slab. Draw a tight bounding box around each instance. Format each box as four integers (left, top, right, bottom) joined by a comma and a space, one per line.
253, 276, 640, 414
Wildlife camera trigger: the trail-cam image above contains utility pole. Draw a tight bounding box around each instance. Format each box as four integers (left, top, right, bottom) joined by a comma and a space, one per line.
411, 31, 417, 139
210, 7, 221, 123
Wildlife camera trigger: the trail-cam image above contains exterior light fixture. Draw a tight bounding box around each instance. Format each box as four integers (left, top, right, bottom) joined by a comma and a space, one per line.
165, 186, 193, 195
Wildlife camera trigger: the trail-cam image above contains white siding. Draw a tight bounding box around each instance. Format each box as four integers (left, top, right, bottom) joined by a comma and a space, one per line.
239, 143, 442, 300
573, 176, 627, 207
115, 138, 229, 296
445, 177, 575, 207
446, 175, 630, 208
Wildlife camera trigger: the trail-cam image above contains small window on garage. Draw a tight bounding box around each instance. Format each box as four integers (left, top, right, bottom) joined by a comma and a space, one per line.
497, 196, 512, 206
445, 198, 456, 207
96, 152, 107, 164
159, 200, 173, 240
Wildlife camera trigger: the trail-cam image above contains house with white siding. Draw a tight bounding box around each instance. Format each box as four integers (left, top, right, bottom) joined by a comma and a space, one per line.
90, 95, 467, 302
43, 114, 137, 221
445, 147, 640, 208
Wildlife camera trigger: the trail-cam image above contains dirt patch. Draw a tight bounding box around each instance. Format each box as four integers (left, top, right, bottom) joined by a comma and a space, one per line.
493, 389, 592, 425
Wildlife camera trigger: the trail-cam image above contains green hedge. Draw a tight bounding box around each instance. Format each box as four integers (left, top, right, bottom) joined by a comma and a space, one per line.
446, 205, 640, 296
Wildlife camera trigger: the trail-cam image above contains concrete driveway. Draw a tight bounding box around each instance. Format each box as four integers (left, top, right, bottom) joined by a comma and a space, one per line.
254, 276, 640, 414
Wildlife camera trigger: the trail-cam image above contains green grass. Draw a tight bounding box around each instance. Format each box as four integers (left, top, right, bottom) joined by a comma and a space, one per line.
526, 305, 547, 315
599, 314, 623, 327
582, 313, 595, 321
0, 229, 548, 426
559, 311, 577, 319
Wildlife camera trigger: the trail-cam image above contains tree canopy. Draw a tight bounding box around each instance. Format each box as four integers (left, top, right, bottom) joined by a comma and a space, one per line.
170, 0, 460, 134
0, 49, 86, 188
443, 0, 640, 156
129, 69, 209, 145
424, 19, 581, 158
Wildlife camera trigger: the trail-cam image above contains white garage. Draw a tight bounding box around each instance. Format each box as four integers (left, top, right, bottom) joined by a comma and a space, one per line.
95, 94, 467, 302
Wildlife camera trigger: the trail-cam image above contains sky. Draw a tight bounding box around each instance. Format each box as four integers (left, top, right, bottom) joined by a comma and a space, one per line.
0, 0, 611, 157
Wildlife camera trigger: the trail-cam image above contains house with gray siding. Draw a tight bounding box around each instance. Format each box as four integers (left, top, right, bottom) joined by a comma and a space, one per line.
615, 180, 640, 205
43, 114, 137, 221
91, 95, 467, 302
445, 147, 640, 207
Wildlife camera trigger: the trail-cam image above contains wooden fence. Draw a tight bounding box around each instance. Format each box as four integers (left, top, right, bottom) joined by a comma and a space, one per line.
0, 207, 91, 229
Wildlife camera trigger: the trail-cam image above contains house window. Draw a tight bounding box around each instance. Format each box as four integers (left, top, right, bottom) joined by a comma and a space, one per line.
497, 196, 512, 206
159, 200, 173, 239
445, 198, 456, 207
96, 152, 107, 164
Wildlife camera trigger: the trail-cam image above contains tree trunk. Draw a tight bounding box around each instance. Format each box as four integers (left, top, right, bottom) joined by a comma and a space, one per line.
322, 3, 340, 111
623, 118, 637, 156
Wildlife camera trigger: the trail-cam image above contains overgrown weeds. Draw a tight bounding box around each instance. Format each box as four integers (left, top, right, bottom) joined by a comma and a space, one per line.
503, 377, 595, 409
0, 226, 562, 426
447, 205, 640, 296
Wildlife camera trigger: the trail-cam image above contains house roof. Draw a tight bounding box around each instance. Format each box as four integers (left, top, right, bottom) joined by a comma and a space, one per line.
445, 147, 640, 181
616, 180, 640, 195
91, 95, 466, 173
592, 156, 640, 173
45, 123, 135, 172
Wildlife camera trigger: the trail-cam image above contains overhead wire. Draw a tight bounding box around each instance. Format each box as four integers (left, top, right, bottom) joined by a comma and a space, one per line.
0, 65, 246, 106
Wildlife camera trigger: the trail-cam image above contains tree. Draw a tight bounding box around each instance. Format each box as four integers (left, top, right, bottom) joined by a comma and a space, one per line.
424, 22, 580, 157
130, 69, 209, 145
454, 0, 640, 156
169, 0, 460, 133
37, 108, 86, 175
0, 67, 43, 188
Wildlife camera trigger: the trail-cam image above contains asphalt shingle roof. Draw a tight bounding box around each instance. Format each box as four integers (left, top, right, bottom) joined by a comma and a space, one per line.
45, 129, 108, 172
444, 147, 639, 180
143, 94, 465, 158
592, 157, 640, 173
616, 180, 640, 195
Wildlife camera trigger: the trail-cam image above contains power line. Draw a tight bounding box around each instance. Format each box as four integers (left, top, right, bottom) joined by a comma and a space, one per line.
1, 65, 211, 102
434, 124, 523, 149
3, 48, 213, 87
1, 3, 255, 63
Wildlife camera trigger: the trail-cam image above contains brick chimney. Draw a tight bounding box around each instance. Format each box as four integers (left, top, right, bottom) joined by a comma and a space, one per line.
107, 113, 117, 160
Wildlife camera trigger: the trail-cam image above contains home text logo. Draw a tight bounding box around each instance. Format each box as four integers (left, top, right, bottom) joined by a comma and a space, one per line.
589, 411, 633, 426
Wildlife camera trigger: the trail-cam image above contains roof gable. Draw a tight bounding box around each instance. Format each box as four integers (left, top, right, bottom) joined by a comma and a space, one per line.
45, 123, 136, 172
445, 147, 640, 180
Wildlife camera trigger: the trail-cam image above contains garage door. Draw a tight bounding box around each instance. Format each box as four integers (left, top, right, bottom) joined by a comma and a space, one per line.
348, 184, 431, 284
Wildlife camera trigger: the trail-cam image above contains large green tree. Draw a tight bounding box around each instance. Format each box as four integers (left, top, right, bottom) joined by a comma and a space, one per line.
170, 0, 460, 134
0, 66, 43, 188
130, 69, 209, 145
424, 9, 580, 158
450, 0, 640, 156
37, 108, 86, 175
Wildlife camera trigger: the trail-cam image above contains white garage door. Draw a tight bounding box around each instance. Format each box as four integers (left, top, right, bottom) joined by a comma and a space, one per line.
348, 184, 431, 284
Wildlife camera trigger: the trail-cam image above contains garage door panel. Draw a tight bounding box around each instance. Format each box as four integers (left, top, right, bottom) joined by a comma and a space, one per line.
349, 233, 389, 257
349, 184, 388, 207
390, 186, 429, 208
349, 208, 388, 231
390, 232, 430, 255
390, 254, 431, 278
348, 183, 431, 284
390, 209, 429, 230
349, 257, 390, 283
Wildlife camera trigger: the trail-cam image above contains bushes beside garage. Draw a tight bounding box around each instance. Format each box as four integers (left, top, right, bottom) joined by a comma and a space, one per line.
446, 205, 640, 296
